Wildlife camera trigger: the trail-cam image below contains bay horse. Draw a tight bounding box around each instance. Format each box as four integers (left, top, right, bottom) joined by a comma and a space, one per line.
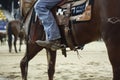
7, 20, 25, 53
0, 32, 6, 45
20, 0, 120, 80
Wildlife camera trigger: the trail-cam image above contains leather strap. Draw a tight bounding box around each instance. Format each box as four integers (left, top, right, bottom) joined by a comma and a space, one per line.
64, 3, 75, 50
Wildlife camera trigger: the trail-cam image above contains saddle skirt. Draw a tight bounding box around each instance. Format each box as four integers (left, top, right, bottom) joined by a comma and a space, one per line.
56, 0, 92, 25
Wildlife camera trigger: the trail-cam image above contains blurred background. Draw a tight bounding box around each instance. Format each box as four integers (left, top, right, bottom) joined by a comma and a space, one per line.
0, 0, 19, 32
0, 0, 19, 16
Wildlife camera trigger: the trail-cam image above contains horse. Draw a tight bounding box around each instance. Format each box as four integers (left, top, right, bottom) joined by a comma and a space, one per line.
0, 32, 6, 45
20, 0, 120, 80
6, 20, 25, 53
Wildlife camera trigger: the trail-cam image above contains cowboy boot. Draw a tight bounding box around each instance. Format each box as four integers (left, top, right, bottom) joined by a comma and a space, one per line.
35, 39, 62, 51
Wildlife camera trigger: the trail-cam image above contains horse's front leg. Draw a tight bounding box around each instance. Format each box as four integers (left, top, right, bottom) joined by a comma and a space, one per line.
46, 49, 57, 80
20, 55, 28, 80
20, 43, 42, 80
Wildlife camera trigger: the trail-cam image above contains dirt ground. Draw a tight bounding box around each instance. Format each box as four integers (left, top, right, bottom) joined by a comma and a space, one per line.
0, 41, 113, 80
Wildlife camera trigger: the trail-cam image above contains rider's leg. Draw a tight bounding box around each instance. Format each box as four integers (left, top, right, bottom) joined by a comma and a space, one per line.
34, 0, 62, 50
34, 1, 61, 41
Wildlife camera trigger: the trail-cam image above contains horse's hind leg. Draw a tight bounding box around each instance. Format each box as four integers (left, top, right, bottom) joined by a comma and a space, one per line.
19, 32, 25, 52
105, 41, 120, 80
8, 36, 12, 53
20, 43, 42, 80
14, 36, 18, 53
46, 49, 57, 80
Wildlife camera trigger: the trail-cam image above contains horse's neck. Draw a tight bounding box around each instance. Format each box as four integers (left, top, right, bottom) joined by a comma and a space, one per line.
20, 0, 36, 17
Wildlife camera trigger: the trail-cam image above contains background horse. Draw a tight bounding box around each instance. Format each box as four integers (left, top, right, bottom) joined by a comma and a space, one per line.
20, 0, 120, 80
7, 20, 25, 53
0, 32, 6, 45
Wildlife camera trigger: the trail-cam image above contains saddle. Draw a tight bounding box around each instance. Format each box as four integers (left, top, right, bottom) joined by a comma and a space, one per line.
54, 0, 93, 51
56, 0, 92, 25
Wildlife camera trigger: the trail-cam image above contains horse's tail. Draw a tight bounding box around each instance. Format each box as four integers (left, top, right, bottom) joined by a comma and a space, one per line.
7, 22, 12, 52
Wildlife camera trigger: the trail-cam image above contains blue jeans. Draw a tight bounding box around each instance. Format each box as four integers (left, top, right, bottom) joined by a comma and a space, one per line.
34, 0, 61, 41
